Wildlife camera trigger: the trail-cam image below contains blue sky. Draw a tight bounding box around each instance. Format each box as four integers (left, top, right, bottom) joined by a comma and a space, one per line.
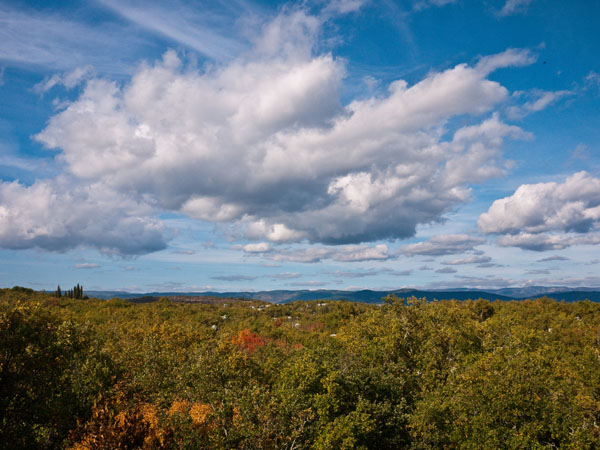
1, 0, 599, 293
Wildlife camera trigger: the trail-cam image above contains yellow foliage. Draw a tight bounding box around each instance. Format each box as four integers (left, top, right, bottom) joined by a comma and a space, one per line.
190, 403, 212, 425
140, 403, 159, 429
168, 399, 190, 417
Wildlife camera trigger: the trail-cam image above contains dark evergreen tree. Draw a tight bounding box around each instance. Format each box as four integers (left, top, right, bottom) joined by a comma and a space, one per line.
56, 285, 61, 298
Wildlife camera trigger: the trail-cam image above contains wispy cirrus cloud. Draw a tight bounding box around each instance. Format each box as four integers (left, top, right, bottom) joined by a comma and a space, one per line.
413, 0, 457, 12
33, 66, 95, 94
0, 6, 148, 74
97, 0, 247, 61
497, 0, 535, 17
507, 89, 573, 119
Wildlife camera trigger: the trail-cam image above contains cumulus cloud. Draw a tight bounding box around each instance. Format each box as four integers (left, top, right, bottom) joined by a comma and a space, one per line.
401, 234, 485, 256
2, 7, 535, 255
0, 179, 167, 255
33, 32, 531, 249
479, 171, 600, 236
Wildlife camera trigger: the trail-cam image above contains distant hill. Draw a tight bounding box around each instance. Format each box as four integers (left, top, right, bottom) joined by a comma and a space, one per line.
85, 287, 600, 303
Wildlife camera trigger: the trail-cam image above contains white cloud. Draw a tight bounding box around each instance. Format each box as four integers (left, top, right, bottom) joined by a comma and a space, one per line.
442, 255, 492, 265
0, 6, 146, 74
172, 249, 195, 255
289, 280, 331, 287
0, 152, 47, 172
97, 0, 245, 61
324, 0, 365, 14
74, 263, 100, 269
270, 271, 302, 280
243, 242, 271, 253
475, 48, 536, 75
3, 7, 536, 255
36, 43, 529, 246
478, 171, 600, 235
211, 274, 258, 281
507, 89, 572, 119
268, 244, 391, 263
413, 0, 457, 12
253, 8, 322, 60
585, 71, 600, 91
496, 232, 600, 252
33, 66, 95, 94
401, 234, 486, 256
498, 0, 534, 17
0, 179, 166, 255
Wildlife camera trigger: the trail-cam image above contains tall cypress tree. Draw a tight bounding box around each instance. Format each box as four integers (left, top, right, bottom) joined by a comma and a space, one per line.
56, 285, 61, 298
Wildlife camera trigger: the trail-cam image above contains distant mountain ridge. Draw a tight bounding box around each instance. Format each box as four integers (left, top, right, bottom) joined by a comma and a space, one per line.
85, 287, 600, 303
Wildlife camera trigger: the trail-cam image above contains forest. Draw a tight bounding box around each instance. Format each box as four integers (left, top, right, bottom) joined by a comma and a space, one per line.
1, 286, 600, 449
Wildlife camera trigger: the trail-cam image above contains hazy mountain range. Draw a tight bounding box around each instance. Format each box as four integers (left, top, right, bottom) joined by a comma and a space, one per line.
86, 286, 600, 303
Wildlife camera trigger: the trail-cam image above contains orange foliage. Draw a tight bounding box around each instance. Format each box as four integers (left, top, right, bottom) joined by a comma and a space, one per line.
68, 391, 171, 450
232, 328, 269, 353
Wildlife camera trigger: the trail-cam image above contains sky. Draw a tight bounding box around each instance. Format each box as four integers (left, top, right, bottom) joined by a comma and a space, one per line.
1, 0, 599, 293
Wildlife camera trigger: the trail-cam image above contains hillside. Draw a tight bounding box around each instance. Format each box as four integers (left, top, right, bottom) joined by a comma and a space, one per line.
87, 287, 600, 303
3, 287, 600, 449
